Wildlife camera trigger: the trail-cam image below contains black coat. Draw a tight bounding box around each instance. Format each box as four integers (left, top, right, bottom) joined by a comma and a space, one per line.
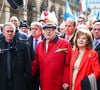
28, 35, 44, 61
60, 33, 75, 46
28, 35, 35, 61
28, 35, 44, 90
0, 36, 32, 90
94, 42, 100, 61
15, 30, 28, 40
94, 42, 100, 90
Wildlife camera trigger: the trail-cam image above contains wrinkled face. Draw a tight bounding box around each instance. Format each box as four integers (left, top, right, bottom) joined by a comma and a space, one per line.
31, 25, 42, 38
3, 26, 15, 42
43, 28, 56, 41
20, 27, 29, 34
77, 34, 88, 49
92, 24, 100, 39
65, 20, 75, 35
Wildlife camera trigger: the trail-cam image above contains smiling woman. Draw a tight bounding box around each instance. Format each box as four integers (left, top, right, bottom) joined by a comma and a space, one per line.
74, 28, 93, 49
70, 28, 100, 90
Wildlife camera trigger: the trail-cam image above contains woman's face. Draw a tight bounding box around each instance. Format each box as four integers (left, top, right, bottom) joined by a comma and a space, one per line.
77, 34, 88, 49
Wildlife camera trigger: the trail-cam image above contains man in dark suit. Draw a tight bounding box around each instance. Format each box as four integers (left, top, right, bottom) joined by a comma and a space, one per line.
28, 21, 44, 90
0, 22, 32, 90
60, 19, 76, 46
92, 20, 100, 90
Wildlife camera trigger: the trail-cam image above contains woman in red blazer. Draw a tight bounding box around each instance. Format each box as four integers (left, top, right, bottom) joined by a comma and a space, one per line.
70, 28, 100, 90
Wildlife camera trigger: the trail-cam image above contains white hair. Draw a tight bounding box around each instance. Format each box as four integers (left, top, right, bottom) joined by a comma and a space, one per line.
31, 22, 42, 28
3, 22, 16, 32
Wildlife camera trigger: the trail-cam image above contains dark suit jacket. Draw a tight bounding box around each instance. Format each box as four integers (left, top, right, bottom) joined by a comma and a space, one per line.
0, 36, 32, 90
94, 42, 100, 61
28, 35, 44, 90
60, 33, 75, 46
28, 35, 44, 61
15, 30, 28, 40
94, 41, 100, 90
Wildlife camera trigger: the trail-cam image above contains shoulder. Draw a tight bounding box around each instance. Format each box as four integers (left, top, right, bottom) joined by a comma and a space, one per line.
59, 34, 65, 38
15, 38, 28, 47
16, 31, 27, 39
0, 34, 5, 43
58, 37, 71, 46
87, 49, 98, 58
28, 35, 33, 42
89, 49, 98, 54
0, 33, 4, 39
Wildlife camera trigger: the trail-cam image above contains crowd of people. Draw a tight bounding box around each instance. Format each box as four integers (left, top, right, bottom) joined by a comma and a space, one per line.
0, 14, 100, 90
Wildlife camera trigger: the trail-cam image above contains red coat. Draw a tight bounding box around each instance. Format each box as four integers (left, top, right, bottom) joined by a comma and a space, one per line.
70, 48, 100, 90
32, 37, 72, 90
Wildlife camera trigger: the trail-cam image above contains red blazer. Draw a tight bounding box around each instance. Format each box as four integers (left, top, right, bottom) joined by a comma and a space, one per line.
70, 48, 100, 90
32, 37, 72, 90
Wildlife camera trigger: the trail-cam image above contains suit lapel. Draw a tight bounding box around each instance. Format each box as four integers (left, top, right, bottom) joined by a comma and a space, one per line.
29, 36, 34, 51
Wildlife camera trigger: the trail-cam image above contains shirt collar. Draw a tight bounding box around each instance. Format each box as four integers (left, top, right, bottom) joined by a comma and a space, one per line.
94, 38, 100, 43
43, 35, 59, 43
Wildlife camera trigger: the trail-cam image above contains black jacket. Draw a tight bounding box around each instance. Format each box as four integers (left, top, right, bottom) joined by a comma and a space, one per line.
0, 36, 32, 90
94, 42, 100, 61
28, 35, 44, 90
94, 42, 100, 90
60, 33, 75, 46
28, 35, 44, 61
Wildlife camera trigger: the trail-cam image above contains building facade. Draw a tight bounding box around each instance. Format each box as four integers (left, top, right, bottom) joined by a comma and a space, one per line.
0, 0, 79, 24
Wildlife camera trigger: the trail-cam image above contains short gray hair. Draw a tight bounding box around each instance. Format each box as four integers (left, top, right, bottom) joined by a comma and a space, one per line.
3, 22, 16, 32
31, 22, 42, 28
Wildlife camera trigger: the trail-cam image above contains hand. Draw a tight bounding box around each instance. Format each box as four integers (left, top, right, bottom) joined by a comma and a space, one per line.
62, 83, 69, 90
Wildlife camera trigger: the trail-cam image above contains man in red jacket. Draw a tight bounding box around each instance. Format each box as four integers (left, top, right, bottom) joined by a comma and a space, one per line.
32, 23, 72, 90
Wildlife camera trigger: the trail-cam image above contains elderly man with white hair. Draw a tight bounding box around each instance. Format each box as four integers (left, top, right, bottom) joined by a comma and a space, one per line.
32, 23, 72, 90
0, 22, 33, 90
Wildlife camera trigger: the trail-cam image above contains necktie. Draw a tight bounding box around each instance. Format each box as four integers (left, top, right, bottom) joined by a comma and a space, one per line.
93, 40, 98, 49
35, 39, 38, 50
7, 44, 11, 79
